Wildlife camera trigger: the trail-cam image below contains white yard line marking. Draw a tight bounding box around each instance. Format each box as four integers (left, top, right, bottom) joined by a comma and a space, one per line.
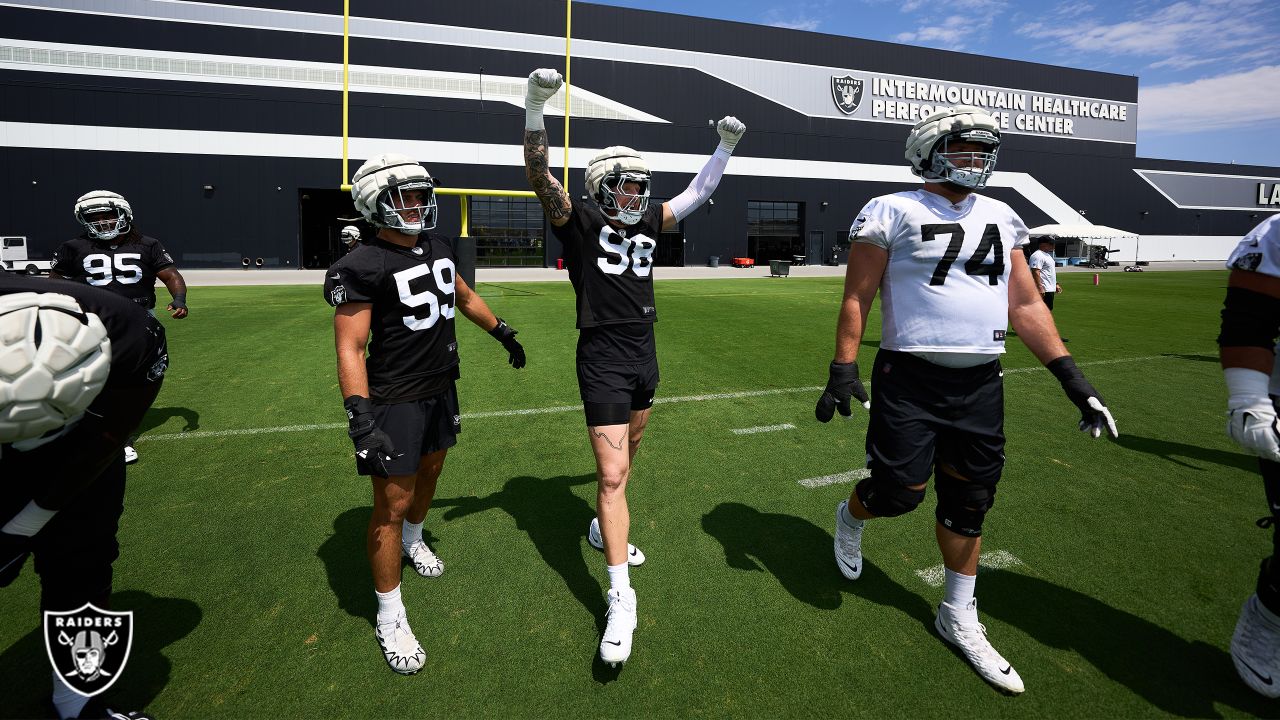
915, 550, 1025, 587
136, 353, 1172, 443
798, 469, 872, 488
731, 423, 796, 435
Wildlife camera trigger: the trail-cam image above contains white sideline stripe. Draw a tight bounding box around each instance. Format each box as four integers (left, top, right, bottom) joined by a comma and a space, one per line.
915, 550, 1024, 587
137, 354, 1169, 443
798, 469, 872, 488
731, 423, 796, 435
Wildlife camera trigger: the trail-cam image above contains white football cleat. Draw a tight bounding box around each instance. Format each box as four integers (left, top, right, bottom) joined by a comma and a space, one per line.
375, 611, 425, 675
123, 445, 138, 464
588, 517, 646, 566
402, 540, 444, 578
1231, 593, 1280, 698
599, 587, 637, 667
935, 599, 1025, 694
833, 500, 863, 580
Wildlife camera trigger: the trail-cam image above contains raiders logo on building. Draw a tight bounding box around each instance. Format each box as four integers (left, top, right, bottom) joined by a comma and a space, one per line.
44, 604, 134, 697
831, 75, 864, 115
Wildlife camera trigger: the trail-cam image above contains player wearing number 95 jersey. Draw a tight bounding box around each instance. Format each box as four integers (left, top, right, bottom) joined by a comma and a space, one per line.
324, 152, 527, 675
523, 67, 745, 668
815, 105, 1117, 695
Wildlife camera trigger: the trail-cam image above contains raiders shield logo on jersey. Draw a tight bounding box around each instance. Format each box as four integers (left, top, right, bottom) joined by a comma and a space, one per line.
832, 75, 864, 115
44, 604, 134, 697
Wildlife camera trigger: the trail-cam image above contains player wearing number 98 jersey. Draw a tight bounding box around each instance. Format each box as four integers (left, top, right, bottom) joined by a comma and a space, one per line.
815, 105, 1117, 695
324, 152, 526, 675
523, 67, 746, 668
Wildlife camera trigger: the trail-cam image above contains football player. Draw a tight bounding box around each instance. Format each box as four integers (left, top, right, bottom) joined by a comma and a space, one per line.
523, 68, 745, 667
340, 225, 362, 252
51, 191, 188, 465
325, 153, 526, 675
815, 106, 1117, 694
1218, 212, 1280, 698
1, 274, 166, 719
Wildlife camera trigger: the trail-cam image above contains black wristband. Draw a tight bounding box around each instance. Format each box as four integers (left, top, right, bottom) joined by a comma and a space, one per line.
343, 395, 373, 418
489, 318, 515, 341
1046, 355, 1081, 385
170, 293, 187, 307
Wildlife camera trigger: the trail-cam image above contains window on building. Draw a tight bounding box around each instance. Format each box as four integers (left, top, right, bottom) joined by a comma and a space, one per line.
469, 196, 545, 267
747, 201, 804, 262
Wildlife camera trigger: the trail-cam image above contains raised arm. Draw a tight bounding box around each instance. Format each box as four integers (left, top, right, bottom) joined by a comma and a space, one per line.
661, 116, 746, 232
523, 69, 573, 227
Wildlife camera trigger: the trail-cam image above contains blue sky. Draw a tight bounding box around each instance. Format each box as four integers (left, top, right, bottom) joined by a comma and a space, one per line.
604, 0, 1280, 168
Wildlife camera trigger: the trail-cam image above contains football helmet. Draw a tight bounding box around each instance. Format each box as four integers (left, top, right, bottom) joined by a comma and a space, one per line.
351, 153, 437, 235
339, 225, 362, 248
0, 291, 112, 444
585, 147, 650, 226
905, 106, 1001, 190
74, 191, 133, 242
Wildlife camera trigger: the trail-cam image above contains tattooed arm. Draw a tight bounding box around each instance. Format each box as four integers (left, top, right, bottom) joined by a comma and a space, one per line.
523, 69, 573, 228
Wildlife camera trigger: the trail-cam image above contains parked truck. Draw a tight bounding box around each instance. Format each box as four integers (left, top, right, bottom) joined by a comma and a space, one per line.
1, 236, 52, 275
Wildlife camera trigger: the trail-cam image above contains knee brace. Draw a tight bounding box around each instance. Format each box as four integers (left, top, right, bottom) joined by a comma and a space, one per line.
855, 475, 926, 518
935, 471, 997, 538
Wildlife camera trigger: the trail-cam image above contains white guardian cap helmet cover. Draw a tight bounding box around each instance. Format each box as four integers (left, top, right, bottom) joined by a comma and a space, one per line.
74, 191, 133, 241
905, 106, 1001, 190
585, 146, 651, 226
351, 153, 437, 234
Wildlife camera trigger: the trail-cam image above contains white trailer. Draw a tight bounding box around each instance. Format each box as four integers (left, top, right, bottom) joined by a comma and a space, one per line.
1, 236, 52, 275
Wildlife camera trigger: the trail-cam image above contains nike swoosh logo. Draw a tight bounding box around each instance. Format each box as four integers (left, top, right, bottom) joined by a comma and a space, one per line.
630, 548, 638, 557
330, 273, 341, 280
603, 640, 622, 646
837, 557, 859, 574
1235, 653, 1274, 685
1000, 665, 1012, 675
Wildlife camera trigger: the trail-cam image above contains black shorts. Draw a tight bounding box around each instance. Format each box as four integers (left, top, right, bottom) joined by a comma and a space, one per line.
1042, 291, 1056, 311
866, 349, 1005, 487
0, 454, 125, 611
576, 358, 659, 426
364, 384, 461, 477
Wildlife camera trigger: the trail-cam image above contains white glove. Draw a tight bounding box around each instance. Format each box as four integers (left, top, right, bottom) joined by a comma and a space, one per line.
1225, 368, 1280, 461
525, 69, 563, 130
716, 115, 746, 152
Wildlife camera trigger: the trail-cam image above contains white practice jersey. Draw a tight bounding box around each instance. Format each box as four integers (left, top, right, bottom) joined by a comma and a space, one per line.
1225, 213, 1280, 393
1029, 249, 1057, 292
851, 189, 1029, 354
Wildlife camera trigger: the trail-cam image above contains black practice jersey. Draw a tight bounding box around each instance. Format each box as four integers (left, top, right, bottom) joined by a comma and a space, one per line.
51, 231, 175, 309
0, 275, 168, 387
552, 199, 663, 363
324, 232, 460, 403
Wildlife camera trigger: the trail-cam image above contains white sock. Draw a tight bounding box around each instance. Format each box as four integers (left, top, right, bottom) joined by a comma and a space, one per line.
607, 562, 630, 591
375, 584, 404, 624
840, 502, 864, 529
2, 500, 57, 537
52, 670, 88, 720
943, 568, 977, 609
402, 520, 423, 548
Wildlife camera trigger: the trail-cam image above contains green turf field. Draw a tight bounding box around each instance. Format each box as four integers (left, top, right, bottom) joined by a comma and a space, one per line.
2, 269, 1274, 718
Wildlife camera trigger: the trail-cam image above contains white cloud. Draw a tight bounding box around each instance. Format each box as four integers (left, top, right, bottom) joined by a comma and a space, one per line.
1138, 65, 1280, 132
894, 13, 997, 50
768, 18, 822, 31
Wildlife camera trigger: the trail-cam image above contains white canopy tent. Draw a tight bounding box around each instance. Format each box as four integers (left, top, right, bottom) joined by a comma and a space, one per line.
1028, 224, 1136, 240
1028, 224, 1139, 266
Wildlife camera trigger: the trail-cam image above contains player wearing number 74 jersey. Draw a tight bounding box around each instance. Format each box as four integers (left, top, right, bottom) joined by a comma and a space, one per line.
523, 67, 744, 668
815, 105, 1117, 695
324, 153, 527, 675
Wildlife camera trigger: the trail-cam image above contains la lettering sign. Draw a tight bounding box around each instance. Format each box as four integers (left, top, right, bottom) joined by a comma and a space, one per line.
1261, 183, 1280, 206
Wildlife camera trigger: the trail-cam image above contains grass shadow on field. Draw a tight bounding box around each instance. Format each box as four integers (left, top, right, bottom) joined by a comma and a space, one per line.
0, 590, 201, 719
435, 474, 627, 682
701, 503, 934, 628
1114, 433, 1257, 473
1160, 353, 1220, 364
316, 507, 447, 628
135, 406, 201, 436
980, 572, 1273, 717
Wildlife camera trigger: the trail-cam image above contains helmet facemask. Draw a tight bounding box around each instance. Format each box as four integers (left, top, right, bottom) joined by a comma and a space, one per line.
79, 207, 130, 241
927, 130, 1000, 190
375, 180, 437, 235
598, 171, 650, 226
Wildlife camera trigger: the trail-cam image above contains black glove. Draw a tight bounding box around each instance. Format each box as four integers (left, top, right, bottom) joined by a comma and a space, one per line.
1047, 356, 1118, 438
344, 396, 400, 476
489, 318, 526, 369
815, 361, 870, 422
0, 531, 32, 588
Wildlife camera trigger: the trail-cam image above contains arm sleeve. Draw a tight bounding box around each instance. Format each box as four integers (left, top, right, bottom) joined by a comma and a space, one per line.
1008, 210, 1030, 249
666, 146, 731, 222
324, 253, 380, 307
1227, 216, 1280, 278
50, 242, 79, 277
149, 239, 176, 272
849, 199, 892, 250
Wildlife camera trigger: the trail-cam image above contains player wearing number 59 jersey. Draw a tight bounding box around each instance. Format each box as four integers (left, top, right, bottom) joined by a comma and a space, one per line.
815, 105, 1117, 695
324, 152, 526, 676
523, 67, 745, 668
